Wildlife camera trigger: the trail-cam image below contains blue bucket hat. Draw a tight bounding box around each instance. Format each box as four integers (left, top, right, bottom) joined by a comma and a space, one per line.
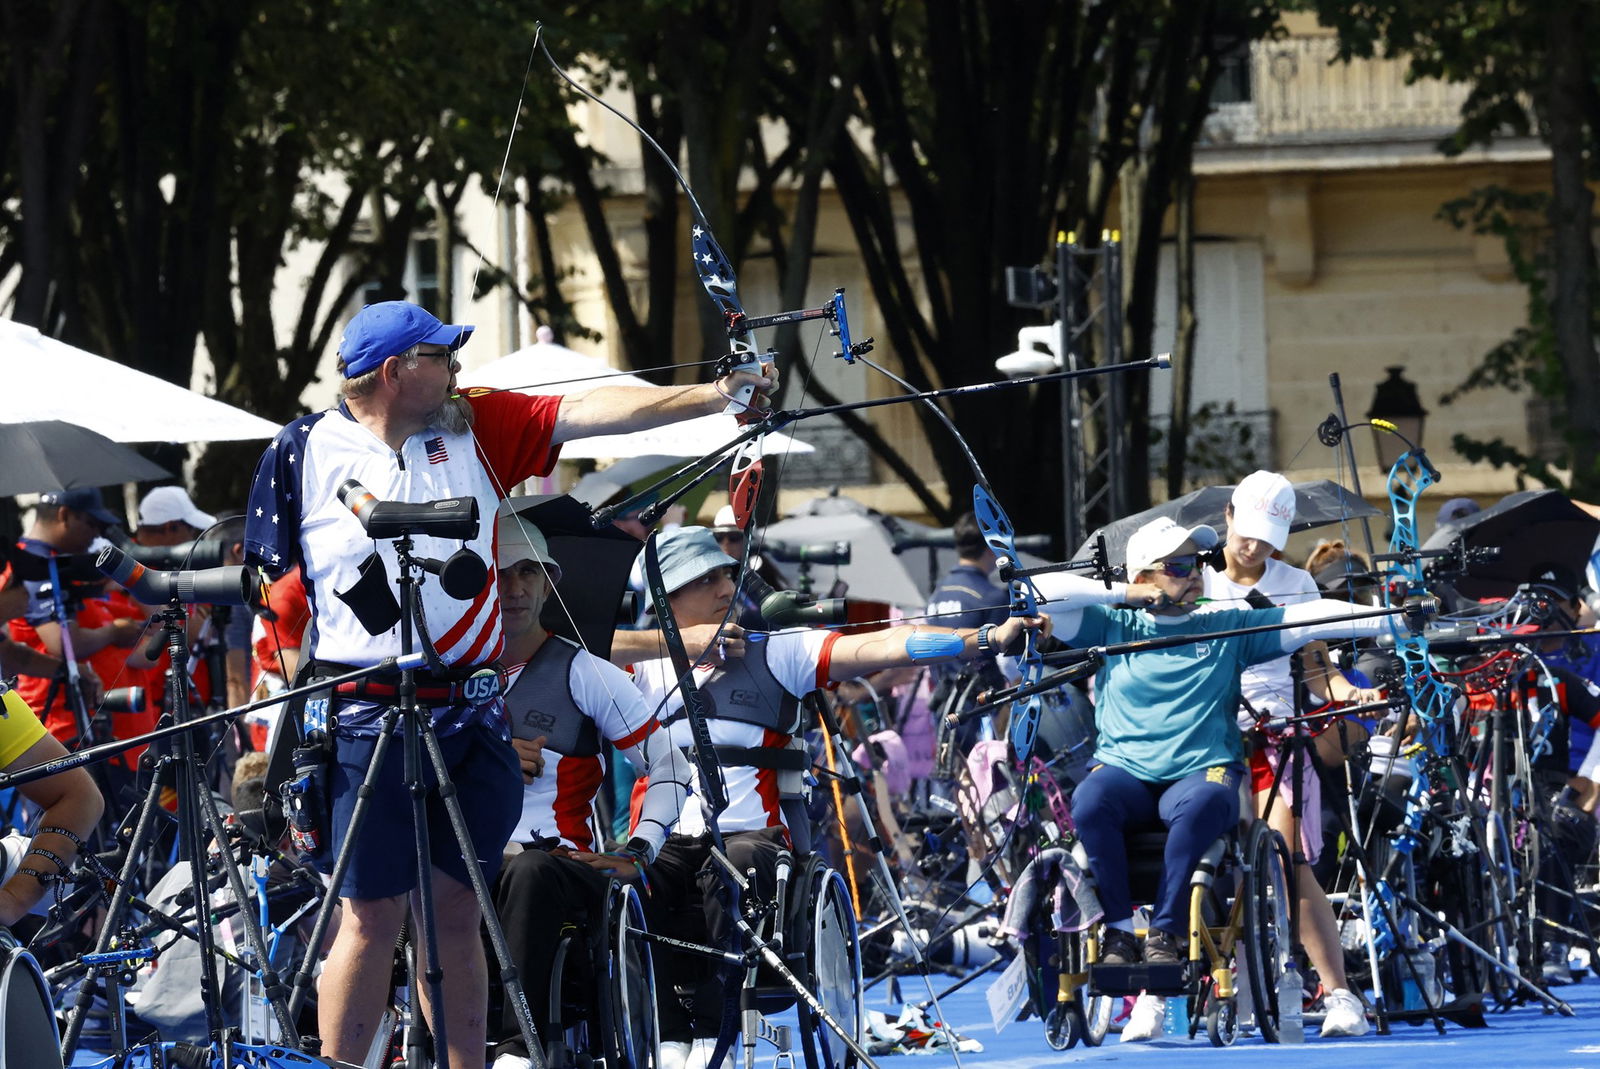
655, 526, 739, 594
339, 301, 474, 378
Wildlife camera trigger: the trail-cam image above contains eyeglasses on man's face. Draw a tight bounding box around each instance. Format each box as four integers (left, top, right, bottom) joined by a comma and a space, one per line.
417, 346, 460, 372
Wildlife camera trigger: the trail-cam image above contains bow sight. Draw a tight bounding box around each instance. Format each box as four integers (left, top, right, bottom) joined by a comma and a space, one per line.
714, 287, 875, 367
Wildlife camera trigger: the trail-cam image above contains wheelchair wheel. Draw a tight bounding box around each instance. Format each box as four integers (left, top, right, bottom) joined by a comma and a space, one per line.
599, 882, 658, 1069
1, 944, 63, 1069
1204, 988, 1238, 1047
797, 864, 863, 1069
1043, 986, 1113, 1051
1040, 930, 1111, 1050
1242, 822, 1293, 1044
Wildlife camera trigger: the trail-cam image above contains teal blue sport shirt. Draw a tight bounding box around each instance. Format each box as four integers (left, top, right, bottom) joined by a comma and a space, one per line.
1066, 605, 1289, 783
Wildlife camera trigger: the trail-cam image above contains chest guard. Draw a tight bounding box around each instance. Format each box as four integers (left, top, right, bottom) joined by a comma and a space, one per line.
503, 636, 601, 757
670, 638, 800, 734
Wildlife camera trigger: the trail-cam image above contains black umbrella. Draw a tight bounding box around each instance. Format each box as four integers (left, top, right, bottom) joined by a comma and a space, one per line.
1073, 480, 1384, 565
0, 420, 169, 496
1420, 489, 1600, 600
505, 494, 642, 662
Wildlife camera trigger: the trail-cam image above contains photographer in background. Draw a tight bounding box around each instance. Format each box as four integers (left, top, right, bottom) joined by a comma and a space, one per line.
112, 489, 254, 725
8, 489, 155, 763
0, 563, 80, 684
710, 505, 787, 630
925, 512, 1008, 633
136, 485, 216, 547
924, 512, 1009, 753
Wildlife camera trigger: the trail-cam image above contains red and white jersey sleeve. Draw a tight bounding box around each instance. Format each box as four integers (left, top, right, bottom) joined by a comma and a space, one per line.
512, 649, 687, 857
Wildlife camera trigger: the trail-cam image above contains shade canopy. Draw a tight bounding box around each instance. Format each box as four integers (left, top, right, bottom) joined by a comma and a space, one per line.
1, 317, 282, 443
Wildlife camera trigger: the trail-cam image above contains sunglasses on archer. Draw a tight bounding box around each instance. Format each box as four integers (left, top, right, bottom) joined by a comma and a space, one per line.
1157, 556, 1199, 578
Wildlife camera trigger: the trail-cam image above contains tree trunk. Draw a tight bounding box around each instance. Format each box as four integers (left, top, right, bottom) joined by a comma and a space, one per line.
1167, 168, 1199, 498
1544, 6, 1600, 496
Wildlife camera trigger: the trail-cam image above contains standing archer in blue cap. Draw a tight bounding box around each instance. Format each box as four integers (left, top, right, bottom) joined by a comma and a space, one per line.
243, 300, 776, 1067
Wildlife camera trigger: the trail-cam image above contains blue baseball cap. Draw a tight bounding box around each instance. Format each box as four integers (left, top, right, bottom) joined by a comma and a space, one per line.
338, 301, 474, 378
655, 526, 739, 594
38, 487, 123, 528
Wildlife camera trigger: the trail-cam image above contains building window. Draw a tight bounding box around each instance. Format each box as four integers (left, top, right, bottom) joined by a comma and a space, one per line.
360, 237, 443, 316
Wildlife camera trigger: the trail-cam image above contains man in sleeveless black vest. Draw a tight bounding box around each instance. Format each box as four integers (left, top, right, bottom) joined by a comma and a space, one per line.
488, 510, 691, 1069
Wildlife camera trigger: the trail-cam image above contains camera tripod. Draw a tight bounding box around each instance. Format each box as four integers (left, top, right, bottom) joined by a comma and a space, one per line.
58, 599, 300, 1060
281, 529, 545, 1069
34, 562, 126, 842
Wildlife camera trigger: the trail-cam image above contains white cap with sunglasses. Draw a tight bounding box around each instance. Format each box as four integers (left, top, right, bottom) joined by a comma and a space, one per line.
1125, 517, 1220, 577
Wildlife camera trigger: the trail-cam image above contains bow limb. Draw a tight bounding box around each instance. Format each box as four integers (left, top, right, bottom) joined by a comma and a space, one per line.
847, 354, 1049, 758
642, 530, 730, 847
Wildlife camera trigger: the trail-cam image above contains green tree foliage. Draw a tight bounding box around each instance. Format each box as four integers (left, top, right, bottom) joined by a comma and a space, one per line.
1310, 0, 1600, 495
0, 0, 551, 499
781, 1, 1282, 534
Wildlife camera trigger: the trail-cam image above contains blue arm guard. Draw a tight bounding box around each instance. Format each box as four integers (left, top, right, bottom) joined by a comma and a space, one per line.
904, 630, 966, 662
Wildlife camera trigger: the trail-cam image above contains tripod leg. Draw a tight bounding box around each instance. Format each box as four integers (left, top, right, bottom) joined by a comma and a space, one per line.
415, 718, 547, 1069
286, 709, 403, 1024
187, 750, 301, 1044
404, 710, 452, 1069
59, 756, 171, 1061
818, 696, 960, 1066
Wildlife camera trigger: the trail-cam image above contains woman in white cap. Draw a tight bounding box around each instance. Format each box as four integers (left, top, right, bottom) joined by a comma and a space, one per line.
1204, 470, 1379, 1038
1040, 515, 1402, 1041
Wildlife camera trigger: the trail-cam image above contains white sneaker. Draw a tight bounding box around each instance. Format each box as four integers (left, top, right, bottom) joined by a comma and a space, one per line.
1319, 987, 1370, 1038
493, 1054, 534, 1069
1120, 993, 1166, 1043
658, 1040, 692, 1069
1543, 943, 1575, 986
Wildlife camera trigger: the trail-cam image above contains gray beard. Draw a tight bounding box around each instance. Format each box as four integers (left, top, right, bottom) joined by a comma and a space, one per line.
428, 395, 474, 436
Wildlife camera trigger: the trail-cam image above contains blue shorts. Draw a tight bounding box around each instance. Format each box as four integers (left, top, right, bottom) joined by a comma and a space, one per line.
320, 719, 522, 900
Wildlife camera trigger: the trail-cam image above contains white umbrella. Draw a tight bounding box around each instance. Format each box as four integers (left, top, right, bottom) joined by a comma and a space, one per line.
0, 317, 282, 443
459, 340, 813, 459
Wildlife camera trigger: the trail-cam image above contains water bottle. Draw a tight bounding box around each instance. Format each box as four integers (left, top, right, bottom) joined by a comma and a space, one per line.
285, 738, 328, 856
1276, 960, 1305, 1044
1163, 995, 1191, 1039
1402, 947, 1439, 1008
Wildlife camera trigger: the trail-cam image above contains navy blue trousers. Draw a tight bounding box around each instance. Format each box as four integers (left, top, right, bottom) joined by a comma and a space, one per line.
1070, 761, 1242, 935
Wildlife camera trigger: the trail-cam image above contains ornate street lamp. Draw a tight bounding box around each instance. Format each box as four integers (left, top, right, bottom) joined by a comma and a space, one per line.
1366, 366, 1427, 469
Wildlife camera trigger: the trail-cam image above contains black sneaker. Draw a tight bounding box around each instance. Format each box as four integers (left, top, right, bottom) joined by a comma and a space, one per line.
1099, 927, 1140, 965
1143, 928, 1182, 964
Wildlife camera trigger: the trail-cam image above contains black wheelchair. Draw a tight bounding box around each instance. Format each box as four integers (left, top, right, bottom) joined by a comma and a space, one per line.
541, 879, 658, 1069
1032, 819, 1293, 1047
655, 849, 864, 1069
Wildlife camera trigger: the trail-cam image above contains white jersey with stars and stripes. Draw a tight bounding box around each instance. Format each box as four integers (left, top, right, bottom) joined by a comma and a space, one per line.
243, 391, 563, 673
